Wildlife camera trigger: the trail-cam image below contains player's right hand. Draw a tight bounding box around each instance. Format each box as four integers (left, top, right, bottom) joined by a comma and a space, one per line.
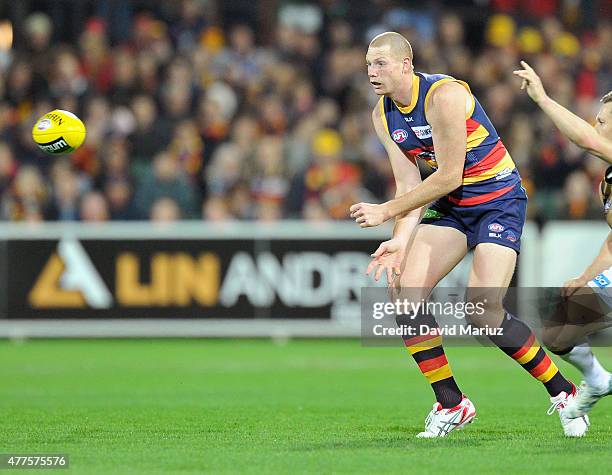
561, 275, 588, 298
366, 238, 405, 285
513, 60, 547, 104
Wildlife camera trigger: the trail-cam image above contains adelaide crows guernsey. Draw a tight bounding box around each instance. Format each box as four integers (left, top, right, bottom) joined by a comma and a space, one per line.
380, 72, 521, 206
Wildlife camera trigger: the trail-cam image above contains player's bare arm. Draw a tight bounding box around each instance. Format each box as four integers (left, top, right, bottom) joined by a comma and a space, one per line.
562, 232, 612, 298
350, 81, 467, 227
364, 101, 423, 282
514, 61, 612, 163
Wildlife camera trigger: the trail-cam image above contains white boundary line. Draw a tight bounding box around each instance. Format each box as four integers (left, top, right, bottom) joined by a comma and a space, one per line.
0, 319, 362, 338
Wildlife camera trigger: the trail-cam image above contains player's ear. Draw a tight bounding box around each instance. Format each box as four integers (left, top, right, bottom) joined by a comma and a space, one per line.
402, 57, 412, 74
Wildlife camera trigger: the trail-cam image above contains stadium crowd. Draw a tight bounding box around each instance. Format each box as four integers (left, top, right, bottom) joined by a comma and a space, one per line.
0, 0, 610, 222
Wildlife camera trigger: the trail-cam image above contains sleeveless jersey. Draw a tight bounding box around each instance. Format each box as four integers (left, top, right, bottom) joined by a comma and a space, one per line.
380, 72, 521, 206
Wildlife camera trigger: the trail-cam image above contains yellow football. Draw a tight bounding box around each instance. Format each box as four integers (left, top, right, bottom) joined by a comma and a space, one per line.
32, 109, 86, 155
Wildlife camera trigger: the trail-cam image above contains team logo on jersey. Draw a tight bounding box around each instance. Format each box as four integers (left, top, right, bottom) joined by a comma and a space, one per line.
392, 129, 408, 143
411, 125, 432, 140
488, 223, 505, 232
503, 230, 517, 242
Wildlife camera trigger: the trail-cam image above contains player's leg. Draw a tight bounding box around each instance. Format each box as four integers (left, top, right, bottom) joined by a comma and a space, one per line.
394, 223, 476, 437
544, 275, 612, 418
468, 243, 573, 396
394, 224, 467, 406
468, 243, 588, 436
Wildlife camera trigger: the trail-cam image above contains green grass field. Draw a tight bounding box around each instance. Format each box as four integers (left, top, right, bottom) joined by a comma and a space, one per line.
1, 339, 611, 474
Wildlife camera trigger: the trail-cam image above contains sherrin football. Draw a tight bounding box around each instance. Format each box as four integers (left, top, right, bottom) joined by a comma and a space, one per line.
32, 109, 86, 155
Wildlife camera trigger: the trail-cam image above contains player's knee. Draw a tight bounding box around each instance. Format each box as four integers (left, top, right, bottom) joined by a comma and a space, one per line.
464, 290, 504, 327
540, 326, 575, 354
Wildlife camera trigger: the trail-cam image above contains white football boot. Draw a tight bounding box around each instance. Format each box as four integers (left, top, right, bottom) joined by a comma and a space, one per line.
416, 395, 476, 438
547, 386, 590, 437
563, 374, 612, 419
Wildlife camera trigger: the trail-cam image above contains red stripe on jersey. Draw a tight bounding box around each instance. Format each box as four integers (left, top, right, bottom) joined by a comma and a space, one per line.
466, 118, 482, 135
417, 354, 449, 373
463, 140, 506, 177
447, 185, 515, 206
406, 145, 434, 155
511, 333, 536, 360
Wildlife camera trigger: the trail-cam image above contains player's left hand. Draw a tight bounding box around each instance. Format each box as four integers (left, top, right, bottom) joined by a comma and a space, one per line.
349, 202, 390, 227
513, 61, 548, 104
366, 238, 405, 284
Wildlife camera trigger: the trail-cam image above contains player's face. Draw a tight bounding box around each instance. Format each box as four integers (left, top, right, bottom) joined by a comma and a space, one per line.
595, 103, 612, 140
366, 45, 406, 96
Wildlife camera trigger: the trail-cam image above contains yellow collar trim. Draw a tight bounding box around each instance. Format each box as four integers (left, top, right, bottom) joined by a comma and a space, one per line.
393, 74, 420, 114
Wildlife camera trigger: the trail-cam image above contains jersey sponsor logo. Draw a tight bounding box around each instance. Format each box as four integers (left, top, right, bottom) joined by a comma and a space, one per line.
404, 117, 414, 122
593, 273, 611, 289
411, 125, 432, 140
503, 230, 517, 242
392, 129, 408, 143
423, 208, 444, 220
488, 223, 505, 232
495, 167, 513, 180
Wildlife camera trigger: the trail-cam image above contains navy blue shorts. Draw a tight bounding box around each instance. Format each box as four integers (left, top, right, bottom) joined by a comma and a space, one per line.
420, 185, 528, 253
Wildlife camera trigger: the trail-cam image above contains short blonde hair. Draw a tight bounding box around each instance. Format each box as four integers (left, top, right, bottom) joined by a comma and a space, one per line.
368, 32, 413, 61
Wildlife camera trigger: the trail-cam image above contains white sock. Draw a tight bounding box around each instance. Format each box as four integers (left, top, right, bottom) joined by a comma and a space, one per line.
560, 344, 610, 391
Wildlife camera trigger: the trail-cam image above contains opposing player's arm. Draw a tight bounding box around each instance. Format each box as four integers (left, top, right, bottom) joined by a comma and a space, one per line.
562, 232, 612, 298
514, 61, 612, 163
371, 101, 423, 243
537, 98, 612, 163
577, 233, 612, 282
383, 81, 467, 219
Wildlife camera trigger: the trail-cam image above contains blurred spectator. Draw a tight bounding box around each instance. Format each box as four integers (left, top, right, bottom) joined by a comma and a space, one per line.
23, 12, 53, 85
105, 178, 136, 220
150, 196, 181, 222
80, 191, 110, 222
134, 151, 196, 219
0, 141, 17, 196
129, 94, 169, 166
1, 165, 48, 221
205, 143, 245, 197
202, 195, 233, 221
49, 47, 88, 98
46, 160, 82, 221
